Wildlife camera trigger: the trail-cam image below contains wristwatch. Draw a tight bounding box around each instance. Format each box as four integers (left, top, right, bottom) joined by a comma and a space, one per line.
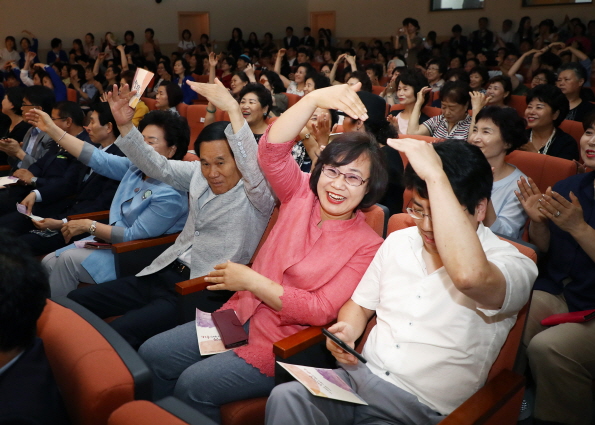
30, 177, 38, 187
89, 221, 97, 236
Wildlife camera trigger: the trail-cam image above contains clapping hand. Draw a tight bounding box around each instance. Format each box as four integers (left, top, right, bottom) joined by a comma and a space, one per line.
515, 177, 548, 223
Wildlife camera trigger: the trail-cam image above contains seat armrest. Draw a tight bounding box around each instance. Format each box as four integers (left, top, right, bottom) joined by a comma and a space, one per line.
67, 210, 110, 221
438, 369, 525, 425
175, 276, 210, 295
273, 326, 327, 359
111, 233, 180, 254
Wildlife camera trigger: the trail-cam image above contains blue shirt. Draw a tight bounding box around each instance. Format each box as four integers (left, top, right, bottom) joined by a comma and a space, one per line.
534, 171, 595, 311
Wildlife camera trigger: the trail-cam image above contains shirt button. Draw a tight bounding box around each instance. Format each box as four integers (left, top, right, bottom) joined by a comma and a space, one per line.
237, 142, 242, 146
417, 295, 421, 299
194, 231, 199, 236
385, 371, 390, 376
396, 344, 400, 349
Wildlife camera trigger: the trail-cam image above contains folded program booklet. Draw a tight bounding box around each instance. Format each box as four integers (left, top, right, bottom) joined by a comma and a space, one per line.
195, 308, 231, 356
128, 68, 154, 108
277, 362, 368, 405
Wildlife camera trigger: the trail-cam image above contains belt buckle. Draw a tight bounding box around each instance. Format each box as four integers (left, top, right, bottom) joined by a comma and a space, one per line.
172, 260, 187, 274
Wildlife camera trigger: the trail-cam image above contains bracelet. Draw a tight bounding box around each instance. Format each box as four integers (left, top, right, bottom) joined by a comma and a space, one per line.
57, 131, 67, 143
206, 107, 216, 113
89, 221, 97, 236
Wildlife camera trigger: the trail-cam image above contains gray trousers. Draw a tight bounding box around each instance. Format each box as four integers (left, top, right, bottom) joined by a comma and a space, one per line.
523, 290, 595, 425
139, 321, 275, 423
42, 249, 95, 298
265, 363, 444, 425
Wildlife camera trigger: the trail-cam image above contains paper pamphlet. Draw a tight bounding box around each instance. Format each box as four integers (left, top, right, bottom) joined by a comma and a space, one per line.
128, 68, 154, 108
16, 203, 43, 222
195, 308, 231, 356
0, 176, 18, 186
277, 362, 368, 405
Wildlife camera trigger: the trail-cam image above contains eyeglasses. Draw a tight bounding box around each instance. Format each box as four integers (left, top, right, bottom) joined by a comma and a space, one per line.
21, 104, 35, 107
407, 206, 468, 221
322, 165, 367, 187
52, 117, 66, 121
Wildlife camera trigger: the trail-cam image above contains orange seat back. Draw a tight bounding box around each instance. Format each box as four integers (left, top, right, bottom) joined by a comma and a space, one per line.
67, 88, 78, 103
371, 85, 384, 96
558, 119, 584, 156
390, 104, 406, 112
422, 105, 441, 117
362, 204, 388, 238
176, 102, 189, 118
283, 93, 301, 108
37, 299, 151, 425
186, 104, 209, 150
141, 97, 157, 111
508, 95, 527, 118
505, 150, 577, 193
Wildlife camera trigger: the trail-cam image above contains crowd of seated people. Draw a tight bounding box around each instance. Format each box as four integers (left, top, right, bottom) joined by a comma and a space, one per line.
1, 14, 595, 425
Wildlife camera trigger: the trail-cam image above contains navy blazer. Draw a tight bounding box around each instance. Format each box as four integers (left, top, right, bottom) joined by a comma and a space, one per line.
0, 338, 70, 425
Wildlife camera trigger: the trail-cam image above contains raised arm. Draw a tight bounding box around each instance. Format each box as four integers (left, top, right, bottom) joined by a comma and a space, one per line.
93, 52, 106, 77
388, 138, 510, 310
508, 50, 537, 90
329, 53, 346, 85
116, 45, 129, 71
469, 91, 490, 138
208, 52, 218, 84
274, 48, 291, 88
406, 86, 432, 136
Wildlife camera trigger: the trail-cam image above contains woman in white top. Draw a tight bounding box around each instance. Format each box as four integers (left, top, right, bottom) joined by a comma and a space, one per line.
386, 69, 430, 135
274, 49, 314, 96
469, 105, 529, 239
0, 36, 20, 69
178, 29, 197, 54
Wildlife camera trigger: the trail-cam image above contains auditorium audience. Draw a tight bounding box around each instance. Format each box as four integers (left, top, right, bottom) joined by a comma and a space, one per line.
557, 62, 595, 122
486, 75, 512, 107
155, 80, 183, 113
27, 107, 189, 297
386, 69, 430, 135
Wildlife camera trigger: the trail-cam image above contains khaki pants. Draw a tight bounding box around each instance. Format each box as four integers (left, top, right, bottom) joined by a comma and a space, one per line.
523, 290, 595, 425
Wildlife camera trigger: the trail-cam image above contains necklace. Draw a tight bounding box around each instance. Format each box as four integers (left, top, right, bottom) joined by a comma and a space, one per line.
530, 128, 556, 154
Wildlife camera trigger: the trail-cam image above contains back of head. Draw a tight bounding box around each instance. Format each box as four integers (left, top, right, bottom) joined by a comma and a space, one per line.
526, 84, 569, 127
55, 101, 86, 127
5, 86, 26, 115
0, 229, 49, 352
350, 71, 373, 92
138, 110, 190, 160
91, 102, 120, 138
403, 140, 493, 214
475, 105, 528, 153
539, 52, 562, 71
309, 132, 388, 209
356, 91, 396, 142
25, 85, 55, 114
310, 73, 331, 90
444, 68, 470, 84
440, 80, 471, 107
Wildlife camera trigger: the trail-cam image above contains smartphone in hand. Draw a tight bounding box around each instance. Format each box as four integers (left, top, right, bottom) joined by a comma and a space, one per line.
322, 328, 367, 364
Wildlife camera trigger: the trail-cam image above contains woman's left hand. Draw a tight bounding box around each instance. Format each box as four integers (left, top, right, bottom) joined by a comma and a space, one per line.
538, 189, 586, 235
62, 219, 92, 243
205, 261, 269, 293
106, 84, 137, 126
187, 78, 240, 113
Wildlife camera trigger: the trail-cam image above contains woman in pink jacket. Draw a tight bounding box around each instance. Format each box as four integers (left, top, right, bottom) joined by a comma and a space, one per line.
138, 81, 388, 422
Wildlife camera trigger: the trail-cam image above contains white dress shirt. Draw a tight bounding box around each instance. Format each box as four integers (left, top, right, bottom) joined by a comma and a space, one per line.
352, 224, 537, 414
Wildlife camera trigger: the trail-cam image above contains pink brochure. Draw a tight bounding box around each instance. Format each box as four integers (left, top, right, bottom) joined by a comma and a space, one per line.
128, 68, 154, 108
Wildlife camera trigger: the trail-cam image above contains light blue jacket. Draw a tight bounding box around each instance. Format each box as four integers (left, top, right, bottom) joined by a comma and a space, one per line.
55, 143, 188, 283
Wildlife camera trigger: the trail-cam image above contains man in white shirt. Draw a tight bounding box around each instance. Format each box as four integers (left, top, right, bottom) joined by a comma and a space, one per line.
266, 139, 538, 424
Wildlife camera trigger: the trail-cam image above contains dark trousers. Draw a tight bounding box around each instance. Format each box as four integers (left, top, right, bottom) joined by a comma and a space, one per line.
67, 264, 234, 349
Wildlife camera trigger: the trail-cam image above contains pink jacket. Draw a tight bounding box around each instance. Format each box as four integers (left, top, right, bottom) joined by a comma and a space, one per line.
221, 126, 383, 376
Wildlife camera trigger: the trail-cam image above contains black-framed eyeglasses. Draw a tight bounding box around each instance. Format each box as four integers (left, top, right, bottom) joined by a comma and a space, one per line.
322, 165, 367, 187
52, 117, 67, 121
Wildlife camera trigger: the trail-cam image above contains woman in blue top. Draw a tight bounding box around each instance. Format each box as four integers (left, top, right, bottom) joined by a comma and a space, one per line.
172, 58, 197, 105
26, 107, 190, 297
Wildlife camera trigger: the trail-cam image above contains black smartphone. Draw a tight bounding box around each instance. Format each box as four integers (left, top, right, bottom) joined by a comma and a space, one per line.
322, 328, 367, 364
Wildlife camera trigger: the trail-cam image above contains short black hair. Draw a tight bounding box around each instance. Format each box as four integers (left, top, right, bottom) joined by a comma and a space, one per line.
5, 86, 26, 115
125, 30, 135, 39
138, 110, 190, 160
532, 68, 557, 85
0, 229, 49, 352
195, 121, 230, 157
159, 81, 184, 107
539, 52, 562, 70
350, 71, 373, 92
396, 69, 429, 100
469, 66, 490, 87
91, 102, 120, 138
24, 85, 55, 114
309, 132, 388, 209
54, 101, 86, 127
239, 83, 273, 116
440, 80, 471, 107
365, 63, 382, 79
145, 28, 155, 37
297, 48, 311, 58
526, 84, 569, 127
402, 18, 420, 30
261, 70, 286, 93
223, 56, 237, 72
297, 62, 316, 81
487, 75, 513, 104
71, 63, 86, 83
304, 26, 311, 31
583, 110, 595, 131
309, 73, 331, 90
50, 37, 62, 49
466, 58, 480, 68
404, 139, 493, 215
174, 58, 191, 76
286, 26, 294, 32
475, 106, 528, 154
445, 68, 470, 84
427, 58, 447, 76
452, 24, 463, 33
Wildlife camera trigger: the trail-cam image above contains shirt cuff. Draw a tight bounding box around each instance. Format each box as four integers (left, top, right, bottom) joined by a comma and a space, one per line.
33, 189, 41, 202
62, 218, 68, 224
110, 226, 125, 244
78, 142, 96, 165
